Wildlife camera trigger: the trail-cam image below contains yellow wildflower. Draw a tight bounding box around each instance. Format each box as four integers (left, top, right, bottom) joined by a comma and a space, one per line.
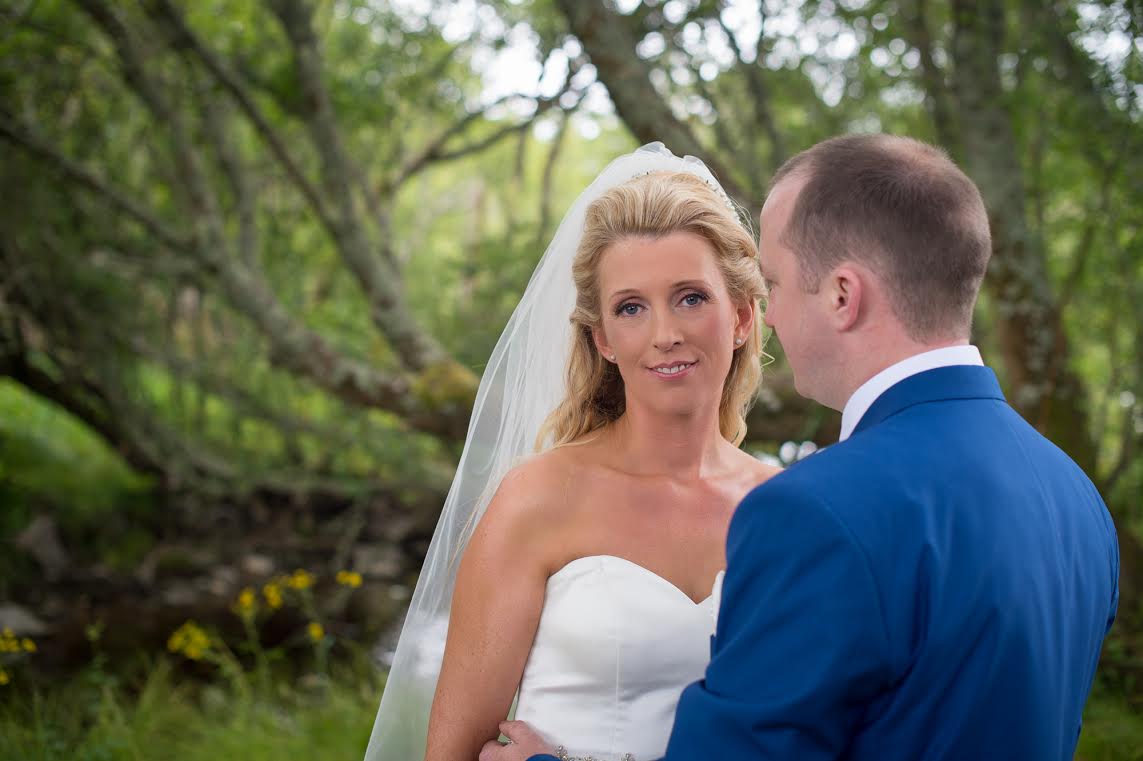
84, 622, 104, 644
21, 638, 36, 654
167, 621, 211, 660
307, 622, 325, 642
0, 629, 16, 653
233, 587, 257, 616
336, 570, 363, 588
262, 583, 283, 610
287, 569, 314, 591
0, 668, 9, 686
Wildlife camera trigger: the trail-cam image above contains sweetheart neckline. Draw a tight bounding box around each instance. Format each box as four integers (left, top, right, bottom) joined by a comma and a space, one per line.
547, 554, 722, 606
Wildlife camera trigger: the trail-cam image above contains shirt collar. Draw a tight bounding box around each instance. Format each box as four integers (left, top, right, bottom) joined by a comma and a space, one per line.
839, 345, 984, 442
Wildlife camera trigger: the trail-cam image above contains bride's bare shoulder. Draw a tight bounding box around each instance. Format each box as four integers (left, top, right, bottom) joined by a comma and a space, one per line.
482, 445, 596, 531
728, 446, 784, 488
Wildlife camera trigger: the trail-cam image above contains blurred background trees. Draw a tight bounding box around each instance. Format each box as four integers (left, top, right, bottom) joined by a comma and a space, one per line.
1, 0, 1139, 700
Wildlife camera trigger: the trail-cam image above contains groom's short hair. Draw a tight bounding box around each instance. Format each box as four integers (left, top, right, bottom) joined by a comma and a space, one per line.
770, 134, 991, 341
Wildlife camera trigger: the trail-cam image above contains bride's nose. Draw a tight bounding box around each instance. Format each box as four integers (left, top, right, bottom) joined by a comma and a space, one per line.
651, 313, 684, 351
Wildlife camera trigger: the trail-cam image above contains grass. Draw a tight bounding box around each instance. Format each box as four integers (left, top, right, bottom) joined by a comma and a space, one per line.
1, 660, 1140, 761
1077, 684, 1143, 761
0, 660, 382, 761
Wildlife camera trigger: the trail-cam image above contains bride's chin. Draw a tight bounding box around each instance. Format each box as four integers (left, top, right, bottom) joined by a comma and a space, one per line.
637, 391, 719, 419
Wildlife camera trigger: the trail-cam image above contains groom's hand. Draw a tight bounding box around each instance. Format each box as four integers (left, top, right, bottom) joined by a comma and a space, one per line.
478, 720, 555, 761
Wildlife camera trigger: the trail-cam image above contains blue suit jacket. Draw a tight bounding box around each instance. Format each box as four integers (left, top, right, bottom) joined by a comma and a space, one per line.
533, 366, 1119, 761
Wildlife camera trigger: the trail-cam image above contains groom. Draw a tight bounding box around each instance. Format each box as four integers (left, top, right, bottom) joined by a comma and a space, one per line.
489, 134, 1120, 760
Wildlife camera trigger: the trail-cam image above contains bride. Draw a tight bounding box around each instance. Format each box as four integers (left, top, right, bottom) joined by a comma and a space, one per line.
363, 144, 778, 761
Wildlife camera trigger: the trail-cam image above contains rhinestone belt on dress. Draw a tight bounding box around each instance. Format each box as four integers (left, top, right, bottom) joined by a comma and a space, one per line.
554, 746, 634, 761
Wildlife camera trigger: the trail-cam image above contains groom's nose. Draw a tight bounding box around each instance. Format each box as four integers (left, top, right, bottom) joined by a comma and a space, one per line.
762, 303, 777, 330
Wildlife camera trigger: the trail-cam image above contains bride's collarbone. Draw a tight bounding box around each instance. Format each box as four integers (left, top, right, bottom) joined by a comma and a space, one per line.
554, 505, 728, 600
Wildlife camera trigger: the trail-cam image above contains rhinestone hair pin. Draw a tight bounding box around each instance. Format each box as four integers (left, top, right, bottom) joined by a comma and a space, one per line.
630, 168, 738, 213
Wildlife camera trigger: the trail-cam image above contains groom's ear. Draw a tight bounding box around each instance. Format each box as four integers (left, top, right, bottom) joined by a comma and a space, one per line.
829, 265, 863, 332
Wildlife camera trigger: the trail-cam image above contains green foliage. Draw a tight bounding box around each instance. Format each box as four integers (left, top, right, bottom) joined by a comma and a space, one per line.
0, 661, 381, 761
1077, 683, 1143, 760
0, 661, 1139, 760
0, 0, 1140, 740
0, 382, 149, 521
0, 381, 154, 584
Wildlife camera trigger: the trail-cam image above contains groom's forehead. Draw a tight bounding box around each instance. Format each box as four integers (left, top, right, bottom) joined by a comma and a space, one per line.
761, 174, 807, 220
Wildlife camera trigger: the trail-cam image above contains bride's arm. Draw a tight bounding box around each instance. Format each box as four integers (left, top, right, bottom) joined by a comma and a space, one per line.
425, 464, 562, 761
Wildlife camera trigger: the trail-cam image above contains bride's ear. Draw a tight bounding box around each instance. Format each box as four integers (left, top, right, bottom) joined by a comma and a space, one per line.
733, 299, 755, 345
592, 325, 616, 363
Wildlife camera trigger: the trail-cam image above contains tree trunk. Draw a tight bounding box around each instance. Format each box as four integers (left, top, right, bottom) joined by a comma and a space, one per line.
553, 0, 750, 203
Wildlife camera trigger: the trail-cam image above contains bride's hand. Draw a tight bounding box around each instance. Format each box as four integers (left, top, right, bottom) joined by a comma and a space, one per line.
478, 721, 554, 761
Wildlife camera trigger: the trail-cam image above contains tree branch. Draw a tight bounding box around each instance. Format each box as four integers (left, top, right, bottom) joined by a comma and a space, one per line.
554, 0, 748, 203
268, 0, 449, 373
71, 0, 475, 439
717, 1, 786, 172
535, 108, 573, 251
904, 0, 960, 154
146, 0, 342, 247
432, 102, 561, 164
199, 94, 260, 267
0, 116, 191, 253
385, 92, 519, 193
1101, 403, 1140, 498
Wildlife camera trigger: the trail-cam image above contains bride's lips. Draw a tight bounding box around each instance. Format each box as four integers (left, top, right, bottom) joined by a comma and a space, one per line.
647, 360, 698, 380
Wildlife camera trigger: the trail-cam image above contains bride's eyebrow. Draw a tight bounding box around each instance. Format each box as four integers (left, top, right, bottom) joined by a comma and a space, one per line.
609, 288, 642, 301
609, 280, 713, 301
671, 279, 713, 291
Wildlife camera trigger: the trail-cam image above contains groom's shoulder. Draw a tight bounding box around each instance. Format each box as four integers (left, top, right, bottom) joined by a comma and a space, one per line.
763, 435, 886, 489
734, 439, 898, 535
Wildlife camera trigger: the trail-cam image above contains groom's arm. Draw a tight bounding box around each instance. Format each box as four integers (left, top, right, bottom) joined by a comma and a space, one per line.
660, 476, 894, 759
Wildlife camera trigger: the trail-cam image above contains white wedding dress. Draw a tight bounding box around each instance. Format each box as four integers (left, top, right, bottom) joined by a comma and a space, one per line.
513, 555, 725, 761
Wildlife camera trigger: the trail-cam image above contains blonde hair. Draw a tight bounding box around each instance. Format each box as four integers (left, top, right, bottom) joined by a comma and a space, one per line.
537, 171, 766, 449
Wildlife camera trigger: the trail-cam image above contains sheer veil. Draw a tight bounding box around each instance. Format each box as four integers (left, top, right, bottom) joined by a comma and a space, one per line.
362, 142, 735, 761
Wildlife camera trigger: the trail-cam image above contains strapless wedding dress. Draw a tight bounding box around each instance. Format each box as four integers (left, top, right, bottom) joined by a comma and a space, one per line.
513, 555, 725, 761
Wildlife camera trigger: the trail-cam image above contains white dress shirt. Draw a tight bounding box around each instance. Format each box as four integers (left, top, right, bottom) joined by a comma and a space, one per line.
838, 345, 984, 442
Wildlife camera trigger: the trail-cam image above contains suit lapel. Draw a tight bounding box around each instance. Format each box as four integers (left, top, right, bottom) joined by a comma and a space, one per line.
851, 365, 1007, 437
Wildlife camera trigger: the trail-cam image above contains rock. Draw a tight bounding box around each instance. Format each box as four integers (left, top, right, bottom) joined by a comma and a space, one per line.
0, 604, 49, 636
161, 583, 199, 607
15, 515, 70, 580
208, 566, 239, 596
353, 544, 404, 579
240, 554, 275, 577
137, 545, 215, 584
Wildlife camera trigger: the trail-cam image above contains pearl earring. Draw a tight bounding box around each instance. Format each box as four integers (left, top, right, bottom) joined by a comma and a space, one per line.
608, 354, 616, 361
734, 337, 744, 346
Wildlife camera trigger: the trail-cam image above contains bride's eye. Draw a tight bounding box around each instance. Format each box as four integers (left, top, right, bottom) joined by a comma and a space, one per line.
681, 291, 708, 307
616, 302, 642, 316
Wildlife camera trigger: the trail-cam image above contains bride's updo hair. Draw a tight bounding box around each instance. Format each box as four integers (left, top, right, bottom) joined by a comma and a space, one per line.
538, 170, 766, 449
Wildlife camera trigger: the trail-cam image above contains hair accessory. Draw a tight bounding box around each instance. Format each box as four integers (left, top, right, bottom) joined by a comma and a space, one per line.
631, 168, 737, 213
